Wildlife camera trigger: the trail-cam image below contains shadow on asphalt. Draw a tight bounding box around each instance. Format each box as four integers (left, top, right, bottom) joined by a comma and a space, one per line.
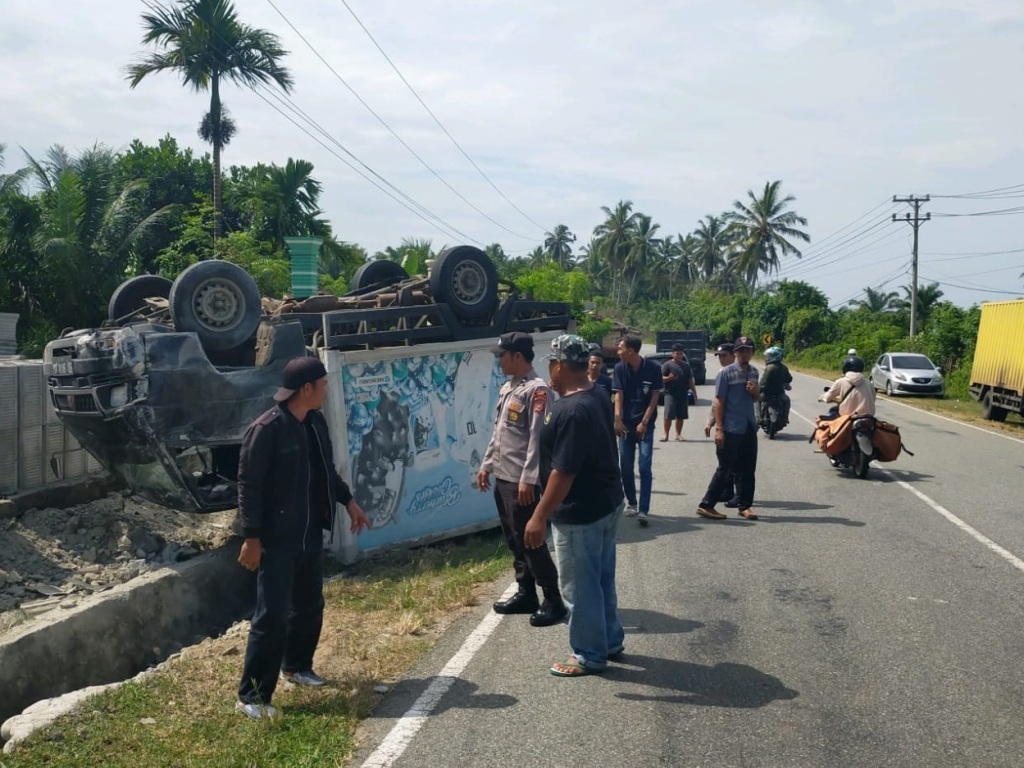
606, 654, 798, 708
875, 468, 935, 483
760, 432, 811, 442
617, 515, 756, 542
619, 608, 705, 636
759, 515, 866, 527
350, 678, 517, 720
755, 501, 833, 511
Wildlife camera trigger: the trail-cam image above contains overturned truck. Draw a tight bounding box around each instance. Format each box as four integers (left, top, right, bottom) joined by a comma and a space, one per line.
43, 246, 572, 562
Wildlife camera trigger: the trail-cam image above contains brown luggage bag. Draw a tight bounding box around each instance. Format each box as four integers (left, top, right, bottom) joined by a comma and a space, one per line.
814, 413, 854, 456
872, 419, 907, 462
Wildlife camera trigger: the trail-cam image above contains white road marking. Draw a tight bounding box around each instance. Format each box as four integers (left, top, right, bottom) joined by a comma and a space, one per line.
791, 405, 1024, 577
360, 581, 518, 768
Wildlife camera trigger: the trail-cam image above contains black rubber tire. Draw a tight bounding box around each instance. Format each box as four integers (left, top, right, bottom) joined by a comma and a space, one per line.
429, 246, 498, 322
885, 381, 893, 397
982, 391, 1008, 422
169, 260, 262, 350
696, 368, 706, 386
107, 275, 173, 322
351, 260, 410, 292
854, 449, 870, 479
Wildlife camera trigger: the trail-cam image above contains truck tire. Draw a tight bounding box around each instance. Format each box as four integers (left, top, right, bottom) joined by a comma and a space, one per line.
107, 275, 173, 322
982, 391, 1008, 422
696, 367, 706, 386
429, 246, 498, 322
169, 260, 262, 350
351, 260, 410, 291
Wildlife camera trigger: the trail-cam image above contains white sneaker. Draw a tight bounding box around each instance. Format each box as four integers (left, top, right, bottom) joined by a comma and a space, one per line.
281, 669, 328, 687
236, 701, 278, 719
625, 504, 638, 518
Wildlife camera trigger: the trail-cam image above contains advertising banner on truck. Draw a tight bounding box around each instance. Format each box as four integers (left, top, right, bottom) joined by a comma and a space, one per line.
324, 332, 559, 562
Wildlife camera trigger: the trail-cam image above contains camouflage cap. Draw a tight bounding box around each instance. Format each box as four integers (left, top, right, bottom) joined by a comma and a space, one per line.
544, 334, 590, 365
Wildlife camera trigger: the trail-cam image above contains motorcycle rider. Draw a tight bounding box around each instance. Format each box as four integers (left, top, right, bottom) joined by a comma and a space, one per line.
820, 354, 876, 416
759, 346, 792, 428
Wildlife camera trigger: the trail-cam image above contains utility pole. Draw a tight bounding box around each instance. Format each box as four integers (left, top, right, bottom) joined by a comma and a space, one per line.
892, 195, 931, 336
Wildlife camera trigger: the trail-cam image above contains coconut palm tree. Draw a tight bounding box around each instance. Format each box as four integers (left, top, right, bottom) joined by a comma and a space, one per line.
0, 144, 29, 197
623, 215, 662, 304
896, 282, 944, 331
593, 200, 640, 303
543, 224, 576, 269
849, 286, 900, 312
691, 214, 733, 282
261, 158, 323, 247
126, 0, 293, 242
726, 180, 809, 286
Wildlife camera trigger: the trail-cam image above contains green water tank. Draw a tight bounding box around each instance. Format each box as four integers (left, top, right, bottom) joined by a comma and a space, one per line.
284, 237, 323, 298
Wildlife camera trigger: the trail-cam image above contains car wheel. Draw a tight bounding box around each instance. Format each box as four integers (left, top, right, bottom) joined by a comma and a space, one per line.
169, 260, 262, 350
107, 275, 173, 322
429, 245, 498, 322
351, 260, 410, 292
885, 381, 893, 397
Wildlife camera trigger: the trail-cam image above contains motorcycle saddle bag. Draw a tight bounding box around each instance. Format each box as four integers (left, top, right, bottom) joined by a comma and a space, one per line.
814, 413, 854, 456
872, 420, 908, 462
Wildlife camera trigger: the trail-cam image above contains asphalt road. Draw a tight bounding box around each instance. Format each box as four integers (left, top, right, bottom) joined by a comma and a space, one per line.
355, 364, 1024, 768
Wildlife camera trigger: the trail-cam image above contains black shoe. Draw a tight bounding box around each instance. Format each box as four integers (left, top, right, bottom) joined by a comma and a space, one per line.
724, 497, 740, 508
529, 598, 568, 627
493, 590, 539, 615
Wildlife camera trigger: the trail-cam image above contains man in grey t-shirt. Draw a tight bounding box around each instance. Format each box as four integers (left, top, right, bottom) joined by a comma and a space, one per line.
697, 336, 760, 521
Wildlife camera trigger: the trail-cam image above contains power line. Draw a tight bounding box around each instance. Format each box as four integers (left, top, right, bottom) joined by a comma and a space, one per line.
918, 275, 1024, 297
784, 215, 898, 275
922, 247, 1024, 260
800, 197, 894, 255
830, 260, 909, 310
264, 0, 537, 242
931, 206, 1024, 217
932, 182, 1024, 199
334, 0, 548, 233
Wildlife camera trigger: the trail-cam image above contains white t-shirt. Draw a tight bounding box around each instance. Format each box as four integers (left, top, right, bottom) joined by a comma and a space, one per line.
822, 372, 875, 416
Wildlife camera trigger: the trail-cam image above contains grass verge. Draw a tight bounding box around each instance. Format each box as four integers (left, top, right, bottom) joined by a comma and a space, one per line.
2, 531, 511, 768
790, 364, 1024, 436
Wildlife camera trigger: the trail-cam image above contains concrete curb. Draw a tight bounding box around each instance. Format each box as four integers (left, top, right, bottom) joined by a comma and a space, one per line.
0, 538, 254, 729
1, 475, 124, 519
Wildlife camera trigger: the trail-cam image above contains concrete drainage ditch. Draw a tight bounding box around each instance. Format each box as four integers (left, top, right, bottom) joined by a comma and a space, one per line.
0, 539, 255, 751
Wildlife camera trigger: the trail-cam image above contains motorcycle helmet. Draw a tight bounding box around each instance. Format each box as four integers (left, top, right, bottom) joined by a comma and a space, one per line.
764, 346, 783, 364
842, 355, 865, 373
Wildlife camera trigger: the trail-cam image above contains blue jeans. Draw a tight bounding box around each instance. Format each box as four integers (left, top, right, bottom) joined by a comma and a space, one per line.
619, 428, 654, 512
552, 504, 625, 670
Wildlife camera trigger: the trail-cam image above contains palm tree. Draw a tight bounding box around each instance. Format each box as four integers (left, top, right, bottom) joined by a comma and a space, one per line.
126, 0, 293, 242
543, 224, 576, 269
623, 215, 662, 304
726, 180, 809, 286
897, 282, 944, 331
0, 144, 29, 197
593, 200, 640, 303
691, 214, 733, 282
261, 158, 323, 248
849, 287, 899, 313
578, 236, 611, 295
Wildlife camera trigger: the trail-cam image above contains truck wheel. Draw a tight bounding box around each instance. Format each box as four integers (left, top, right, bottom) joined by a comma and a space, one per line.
351, 260, 410, 291
429, 246, 498, 322
107, 275, 173, 322
169, 260, 262, 350
982, 391, 1008, 422
696, 369, 706, 386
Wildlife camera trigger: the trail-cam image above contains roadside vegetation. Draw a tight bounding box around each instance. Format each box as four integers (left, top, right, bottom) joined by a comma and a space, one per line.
2, 532, 511, 767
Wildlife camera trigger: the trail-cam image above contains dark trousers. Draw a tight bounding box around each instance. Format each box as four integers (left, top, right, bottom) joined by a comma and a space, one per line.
494, 479, 559, 593
701, 427, 758, 510
238, 543, 325, 705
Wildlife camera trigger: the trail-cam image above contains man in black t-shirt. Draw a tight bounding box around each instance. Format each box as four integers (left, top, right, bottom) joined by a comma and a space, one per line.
660, 344, 698, 442
524, 334, 625, 678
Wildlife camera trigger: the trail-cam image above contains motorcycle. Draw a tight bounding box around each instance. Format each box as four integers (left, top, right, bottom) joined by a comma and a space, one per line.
758, 394, 788, 438
814, 386, 875, 478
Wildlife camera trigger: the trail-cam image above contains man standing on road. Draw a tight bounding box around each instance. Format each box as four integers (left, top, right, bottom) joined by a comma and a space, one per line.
613, 336, 663, 527
661, 343, 698, 442
697, 336, 761, 521
704, 343, 738, 507
524, 334, 625, 677
478, 332, 567, 628
588, 346, 614, 400
235, 356, 371, 720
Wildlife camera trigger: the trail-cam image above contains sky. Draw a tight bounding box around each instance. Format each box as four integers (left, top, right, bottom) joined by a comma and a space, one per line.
2, 0, 1023, 309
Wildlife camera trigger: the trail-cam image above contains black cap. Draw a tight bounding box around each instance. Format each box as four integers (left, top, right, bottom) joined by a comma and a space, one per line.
733, 335, 755, 350
274, 356, 327, 402
490, 331, 534, 357
715, 343, 734, 355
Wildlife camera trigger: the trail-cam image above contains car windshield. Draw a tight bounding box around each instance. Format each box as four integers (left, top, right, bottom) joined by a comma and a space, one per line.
891, 355, 934, 369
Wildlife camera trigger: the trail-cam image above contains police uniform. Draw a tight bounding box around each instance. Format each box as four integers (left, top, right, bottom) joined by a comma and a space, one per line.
480, 332, 564, 624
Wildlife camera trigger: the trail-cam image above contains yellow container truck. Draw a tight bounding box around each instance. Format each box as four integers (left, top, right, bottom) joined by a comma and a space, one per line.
969, 298, 1024, 420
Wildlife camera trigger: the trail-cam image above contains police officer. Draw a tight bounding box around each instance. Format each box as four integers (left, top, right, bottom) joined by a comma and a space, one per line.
477, 332, 567, 627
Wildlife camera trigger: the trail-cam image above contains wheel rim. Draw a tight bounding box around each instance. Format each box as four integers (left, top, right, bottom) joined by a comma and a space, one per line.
450, 260, 487, 306
191, 278, 245, 332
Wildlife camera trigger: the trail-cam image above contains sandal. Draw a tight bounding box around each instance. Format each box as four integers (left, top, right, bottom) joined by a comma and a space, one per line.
550, 657, 604, 677
659, 437, 669, 442
739, 508, 758, 520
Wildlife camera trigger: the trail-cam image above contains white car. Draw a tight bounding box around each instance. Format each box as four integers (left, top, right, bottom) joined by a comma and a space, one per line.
870, 352, 945, 397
